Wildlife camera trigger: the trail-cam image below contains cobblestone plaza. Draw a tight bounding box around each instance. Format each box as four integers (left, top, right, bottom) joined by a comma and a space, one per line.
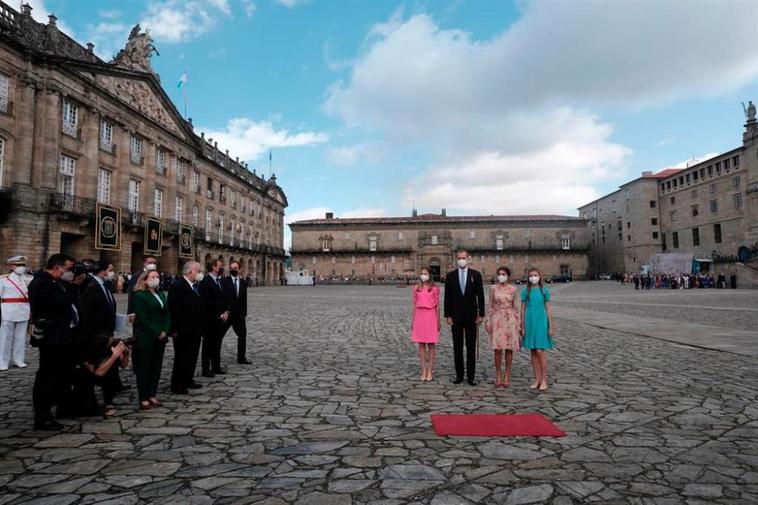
1, 282, 757, 504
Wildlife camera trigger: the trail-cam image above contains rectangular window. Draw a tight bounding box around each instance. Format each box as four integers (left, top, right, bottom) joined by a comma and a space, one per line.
661, 232, 667, 251
561, 237, 570, 250
734, 193, 743, 209
431, 235, 438, 245
397, 231, 404, 240
649, 200, 656, 208
155, 148, 167, 175
344, 232, 350, 239
707, 165, 713, 176
99, 119, 113, 151
176, 159, 186, 184
714, 223, 722, 244
130, 136, 142, 164
175, 195, 183, 222
670, 210, 678, 222
710, 199, 718, 212
716, 161, 722, 175
230, 219, 235, 247
97, 168, 111, 204
192, 205, 199, 226
733, 155, 740, 167
369, 237, 378, 251
0, 73, 9, 113
624, 188, 630, 200
692, 227, 700, 246
652, 231, 659, 239
205, 209, 212, 240
128, 179, 140, 212
724, 158, 730, 170
218, 214, 224, 244
691, 189, 697, 199
691, 205, 699, 217
193, 171, 201, 193
58, 154, 76, 196
524, 229, 530, 238
733, 176, 741, 189
651, 218, 658, 225
469, 230, 476, 239
626, 221, 631, 229
670, 196, 675, 204
153, 188, 164, 217
230, 190, 236, 208
321, 239, 330, 252
709, 182, 717, 194
62, 100, 78, 137
672, 231, 679, 249
496, 236, 503, 251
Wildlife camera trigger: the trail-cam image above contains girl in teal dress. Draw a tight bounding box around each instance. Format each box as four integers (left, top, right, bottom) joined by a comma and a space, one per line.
520, 267, 554, 392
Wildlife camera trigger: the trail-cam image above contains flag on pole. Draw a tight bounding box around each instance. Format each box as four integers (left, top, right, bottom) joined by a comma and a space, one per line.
177, 71, 187, 89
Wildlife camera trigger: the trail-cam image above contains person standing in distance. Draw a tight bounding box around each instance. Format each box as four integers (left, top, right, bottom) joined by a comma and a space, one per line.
220, 261, 251, 365
0, 256, 31, 371
444, 250, 485, 386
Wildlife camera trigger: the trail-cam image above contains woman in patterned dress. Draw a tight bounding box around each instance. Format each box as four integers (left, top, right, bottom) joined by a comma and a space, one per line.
411, 267, 440, 381
484, 266, 521, 388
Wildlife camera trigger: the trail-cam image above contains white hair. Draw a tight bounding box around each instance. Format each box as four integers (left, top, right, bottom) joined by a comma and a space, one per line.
182, 261, 200, 274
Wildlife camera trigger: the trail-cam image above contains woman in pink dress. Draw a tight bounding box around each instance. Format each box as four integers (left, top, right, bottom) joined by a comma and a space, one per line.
411, 267, 440, 381
484, 266, 521, 388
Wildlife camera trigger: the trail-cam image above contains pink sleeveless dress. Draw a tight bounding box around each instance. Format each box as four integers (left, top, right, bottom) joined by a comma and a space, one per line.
411, 286, 440, 344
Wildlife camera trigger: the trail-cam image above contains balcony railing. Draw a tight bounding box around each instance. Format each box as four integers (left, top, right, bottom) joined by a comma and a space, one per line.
156, 163, 167, 176
62, 121, 80, 139
99, 140, 116, 154
49, 193, 96, 215
130, 151, 143, 165
177, 175, 186, 185
206, 190, 214, 200
0, 98, 13, 116
124, 210, 145, 227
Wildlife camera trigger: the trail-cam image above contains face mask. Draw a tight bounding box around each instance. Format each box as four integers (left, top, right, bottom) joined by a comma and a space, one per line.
497, 274, 508, 284
218, 267, 225, 276
61, 271, 75, 282
195, 273, 204, 283
529, 275, 540, 285
145, 263, 157, 272
147, 278, 160, 289
13, 266, 26, 275
230, 269, 239, 277
419, 274, 430, 282
105, 271, 115, 281
457, 259, 468, 269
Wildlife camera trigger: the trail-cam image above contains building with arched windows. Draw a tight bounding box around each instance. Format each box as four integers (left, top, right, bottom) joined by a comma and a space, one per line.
0, 2, 286, 283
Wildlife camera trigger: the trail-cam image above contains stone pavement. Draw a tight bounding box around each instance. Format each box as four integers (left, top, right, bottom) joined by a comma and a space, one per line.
0, 282, 757, 504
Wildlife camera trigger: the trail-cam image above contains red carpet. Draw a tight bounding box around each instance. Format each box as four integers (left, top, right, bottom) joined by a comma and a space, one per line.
431, 413, 566, 437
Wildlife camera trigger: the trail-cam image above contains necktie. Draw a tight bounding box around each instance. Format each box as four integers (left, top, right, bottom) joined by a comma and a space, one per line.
459, 269, 466, 294
192, 283, 199, 296
234, 278, 239, 297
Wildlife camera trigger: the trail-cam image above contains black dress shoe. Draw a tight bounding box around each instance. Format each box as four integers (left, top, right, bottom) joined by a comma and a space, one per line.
237, 358, 252, 365
187, 382, 203, 389
116, 384, 132, 392
467, 380, 479, 386
213, 368, 227, 375
453, 378, 464, 384
171, 388, 189, 395
33, 420, 63, 431
202, 371, 215, 378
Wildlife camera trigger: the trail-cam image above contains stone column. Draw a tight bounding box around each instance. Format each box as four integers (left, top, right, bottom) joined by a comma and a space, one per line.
35, 87, 61, 190
12, 78, 38, 186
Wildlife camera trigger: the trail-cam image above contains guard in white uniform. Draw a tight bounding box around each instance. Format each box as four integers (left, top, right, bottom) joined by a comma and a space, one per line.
0, 256, 31, 370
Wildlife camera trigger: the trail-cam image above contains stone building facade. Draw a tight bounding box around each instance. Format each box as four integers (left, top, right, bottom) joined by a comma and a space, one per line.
290, 211, 590, 282
0, 2, 287, 282
578, 105, 758, 281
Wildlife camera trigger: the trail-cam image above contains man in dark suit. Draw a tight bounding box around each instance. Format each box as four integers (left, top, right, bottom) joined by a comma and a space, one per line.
168, 260, 205, 394
78, 260, 117, 342
198, 258, 230, 377
220, 260, 251, 364
444, 249, 485, 386
28, 253, 78, 430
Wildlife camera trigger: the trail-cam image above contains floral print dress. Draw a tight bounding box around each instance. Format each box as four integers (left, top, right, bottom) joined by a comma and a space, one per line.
485, 283, 521, 351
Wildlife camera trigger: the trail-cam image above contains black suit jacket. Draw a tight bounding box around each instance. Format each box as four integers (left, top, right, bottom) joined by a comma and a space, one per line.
198, 274, 230, 329
168, 277, 205, 338
28, 272, 78, 346
443, 268, 486, 323
220, 275, 247, 318
78, 278, 116, 340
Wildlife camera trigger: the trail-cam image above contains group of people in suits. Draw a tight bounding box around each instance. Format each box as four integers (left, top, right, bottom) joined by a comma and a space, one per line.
411, 250, 555, 391
24, 252, 251, 430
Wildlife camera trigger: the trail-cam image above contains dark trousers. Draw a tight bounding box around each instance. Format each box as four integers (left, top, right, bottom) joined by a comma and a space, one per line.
33, 345, 74, 424
230, 315, 247, 361
171, 333, 201, 391
133, 341, 166, 401
94, 366, 120, 406
451, 320, 477, 381
201, 324, 225, 373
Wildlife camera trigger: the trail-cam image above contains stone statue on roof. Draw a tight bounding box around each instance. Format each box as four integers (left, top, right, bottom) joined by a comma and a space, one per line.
112, 24, 159, 74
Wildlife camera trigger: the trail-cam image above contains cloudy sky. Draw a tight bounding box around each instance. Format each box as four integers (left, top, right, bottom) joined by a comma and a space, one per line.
29, 0, 758, 249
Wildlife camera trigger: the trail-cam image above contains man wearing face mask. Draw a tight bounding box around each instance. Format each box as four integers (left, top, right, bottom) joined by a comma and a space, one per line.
0, 256, 32, 371
220, 260, 251, 365
444, 250, 486, 386
78, 261, 117, 343
27, 253, 78, 430
168, 261, 206, 393
198, 258, 230, 377
127, 255, 158, 324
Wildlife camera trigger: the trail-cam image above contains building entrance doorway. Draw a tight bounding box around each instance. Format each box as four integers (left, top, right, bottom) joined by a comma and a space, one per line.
428, 257, 442, 282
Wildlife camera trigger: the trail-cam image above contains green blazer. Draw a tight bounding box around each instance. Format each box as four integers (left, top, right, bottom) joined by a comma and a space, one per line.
132, 290, 171, 346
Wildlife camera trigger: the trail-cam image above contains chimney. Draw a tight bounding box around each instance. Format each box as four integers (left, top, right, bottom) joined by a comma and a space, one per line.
325, 212, 334, 219
200, 132, 205, 139
20, 3, 32, 16
48, 14, 57, 27
188, 117, 193, 129
441, 208, 447, 217
642, 170, 653, 177
412, 209, 418, 217
86, 42, 94, 53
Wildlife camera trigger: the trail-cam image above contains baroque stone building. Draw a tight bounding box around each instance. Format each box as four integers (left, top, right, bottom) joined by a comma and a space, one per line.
0, 2, 287, 282
578, 104, 758, 285
290, 211, 589, 282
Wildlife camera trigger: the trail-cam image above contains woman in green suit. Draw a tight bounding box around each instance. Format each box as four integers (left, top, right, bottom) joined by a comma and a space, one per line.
131, 270, 170, 410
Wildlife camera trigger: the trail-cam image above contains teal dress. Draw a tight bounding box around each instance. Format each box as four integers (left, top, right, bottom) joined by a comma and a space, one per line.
520, 286, 553, 350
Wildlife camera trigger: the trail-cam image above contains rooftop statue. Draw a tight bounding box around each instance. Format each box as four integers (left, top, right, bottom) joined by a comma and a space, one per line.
112, 24, 159, 74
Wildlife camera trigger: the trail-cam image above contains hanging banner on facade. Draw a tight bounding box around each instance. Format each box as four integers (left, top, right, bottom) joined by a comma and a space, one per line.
144, 217, 163, 256
178, 224, 194, 259
95, 204, 121, 251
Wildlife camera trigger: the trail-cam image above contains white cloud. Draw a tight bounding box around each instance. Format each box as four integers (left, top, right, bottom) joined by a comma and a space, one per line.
274, 0, 308, 8
326, 142, 384, 167
325, 3, 758, 215
200, 117, 328, 162
140, 0, 231, 43
25, 0, 75, 36
340, 208, 387, 219
241, 0, 256, 17
672, 152, 720, 169
86, 22, 130, 60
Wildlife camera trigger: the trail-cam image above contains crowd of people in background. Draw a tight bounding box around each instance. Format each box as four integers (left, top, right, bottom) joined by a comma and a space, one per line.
0, 253, 252, 431
612, 271, 737, 290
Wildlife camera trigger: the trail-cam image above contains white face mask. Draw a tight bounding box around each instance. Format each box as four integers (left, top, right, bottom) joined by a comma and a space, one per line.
529, 275, 540, 285
497, 274, 508, 284
419, 274, 430, 283
145, 263, 157, 272
457, 258, 468, 269
61, 271, 75, 282
13, 266, 26, 275
147, 278, 160, 289
105, 271, 115, 281
194, 273, 204, 283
